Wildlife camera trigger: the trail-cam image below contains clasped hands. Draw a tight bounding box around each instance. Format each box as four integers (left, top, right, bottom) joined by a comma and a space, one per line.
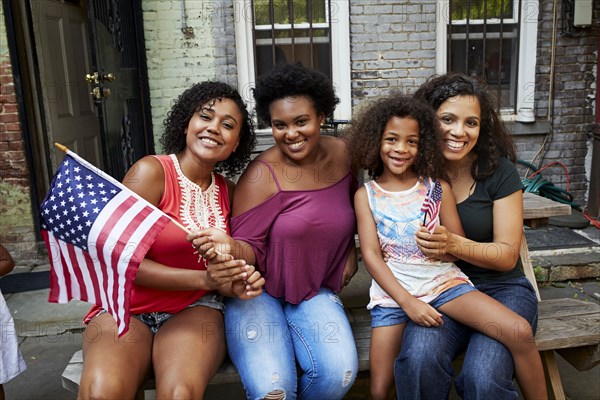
187, 228, 264, 300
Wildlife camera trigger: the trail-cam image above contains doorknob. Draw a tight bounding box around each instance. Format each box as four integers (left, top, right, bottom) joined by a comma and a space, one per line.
85, 72, 116, 84
92, 86, 111, 100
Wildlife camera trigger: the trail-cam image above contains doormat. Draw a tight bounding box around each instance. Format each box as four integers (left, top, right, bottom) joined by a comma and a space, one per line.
0, 271, 50, 294
524, 226, 597, 251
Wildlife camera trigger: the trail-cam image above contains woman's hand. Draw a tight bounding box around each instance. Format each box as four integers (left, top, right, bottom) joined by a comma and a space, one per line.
232, 264, 265, 300
340, 246, 358, 288
402, 297, 443, 327
415, 225, 457, 261
205, 253, 252, 290
187, 228, 234, 260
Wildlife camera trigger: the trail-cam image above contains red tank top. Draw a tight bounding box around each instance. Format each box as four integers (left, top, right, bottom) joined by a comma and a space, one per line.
85, 155, 230, 321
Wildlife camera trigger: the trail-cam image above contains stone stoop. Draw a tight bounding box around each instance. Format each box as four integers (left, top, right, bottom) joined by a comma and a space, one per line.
529, 247, 600, 283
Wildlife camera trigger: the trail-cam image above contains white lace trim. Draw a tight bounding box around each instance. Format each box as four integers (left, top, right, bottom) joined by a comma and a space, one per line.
169, 154, 227, 232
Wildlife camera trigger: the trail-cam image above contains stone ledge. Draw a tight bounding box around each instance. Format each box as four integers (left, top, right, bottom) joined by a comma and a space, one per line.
530, 248, 600, 283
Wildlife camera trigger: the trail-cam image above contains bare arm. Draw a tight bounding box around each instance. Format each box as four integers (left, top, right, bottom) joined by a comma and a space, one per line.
0, 243, 15, 277
417, 190, 522, 271
124, 156, 249, 290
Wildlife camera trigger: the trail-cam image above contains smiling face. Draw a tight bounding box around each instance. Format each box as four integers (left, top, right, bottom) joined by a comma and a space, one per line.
379, 116, 420, 181
269, 96, 324, 163
436, 95, 481, 164
183, 98, 242, 165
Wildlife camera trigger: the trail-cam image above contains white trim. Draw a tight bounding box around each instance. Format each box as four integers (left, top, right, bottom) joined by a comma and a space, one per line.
517, 0, 539, 111
233, 0, 351, 121
234, 1, 257, 109
330, 0, 351, 120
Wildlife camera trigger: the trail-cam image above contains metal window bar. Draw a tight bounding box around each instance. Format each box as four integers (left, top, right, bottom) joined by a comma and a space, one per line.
448, 0, 521, 111
252, 1, 332, 73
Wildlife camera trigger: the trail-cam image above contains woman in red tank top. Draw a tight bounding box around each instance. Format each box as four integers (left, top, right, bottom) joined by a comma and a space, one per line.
78, 82, 264, 399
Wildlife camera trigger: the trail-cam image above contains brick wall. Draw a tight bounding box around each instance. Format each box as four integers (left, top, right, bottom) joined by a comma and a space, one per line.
533, 0, 599, 206
349, 0, 438, 109
0, 7, 42, 265
142, 0, 238, 150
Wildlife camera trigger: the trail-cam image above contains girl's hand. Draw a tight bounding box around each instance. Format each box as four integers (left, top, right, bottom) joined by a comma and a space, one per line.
415, 225, 451, 259
187, 228, 234, 260
232, 264, 265, 300
205, 253, 251, 290
403, 297, 444, 327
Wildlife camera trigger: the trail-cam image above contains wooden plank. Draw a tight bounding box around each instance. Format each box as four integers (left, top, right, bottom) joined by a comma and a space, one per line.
535, 314, 600, 351
537, 298, 600, 319
523, 192, 571, 220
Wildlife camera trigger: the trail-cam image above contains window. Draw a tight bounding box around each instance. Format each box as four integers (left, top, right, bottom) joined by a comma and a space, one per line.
234, 0, 351, 121
436, 0, 539, 114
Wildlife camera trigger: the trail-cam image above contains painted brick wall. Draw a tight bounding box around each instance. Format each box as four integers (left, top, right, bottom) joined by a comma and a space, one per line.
142, 0, 238, 150
349, 0, 438, 109
0, 7, 42, 265
533, 0, 599, 206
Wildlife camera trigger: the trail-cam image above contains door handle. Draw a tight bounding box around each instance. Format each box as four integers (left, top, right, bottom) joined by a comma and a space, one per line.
85, 72, 116, 84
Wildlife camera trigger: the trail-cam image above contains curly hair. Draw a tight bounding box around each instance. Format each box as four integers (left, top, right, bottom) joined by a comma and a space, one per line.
160, 81, 256, 177
346, 94, 447, 181
413, 73, 516, 180
253, 63, 339, 126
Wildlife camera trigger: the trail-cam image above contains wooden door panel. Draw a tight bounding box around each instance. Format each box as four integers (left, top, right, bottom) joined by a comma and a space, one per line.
32, 0, 103, 169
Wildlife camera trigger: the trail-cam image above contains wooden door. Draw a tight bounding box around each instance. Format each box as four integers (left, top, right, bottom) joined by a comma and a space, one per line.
31, 0, 103, 169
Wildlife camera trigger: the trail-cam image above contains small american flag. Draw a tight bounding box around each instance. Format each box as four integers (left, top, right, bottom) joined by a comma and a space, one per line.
421, 180, 443, 233
40, 150, 170, 336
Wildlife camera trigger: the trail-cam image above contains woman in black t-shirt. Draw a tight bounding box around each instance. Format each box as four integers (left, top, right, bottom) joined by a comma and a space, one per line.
394, 73, 541, 400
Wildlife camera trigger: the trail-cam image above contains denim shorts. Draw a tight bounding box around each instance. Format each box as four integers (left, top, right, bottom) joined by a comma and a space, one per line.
95, 293, 225, 334
370, 283, 476, 328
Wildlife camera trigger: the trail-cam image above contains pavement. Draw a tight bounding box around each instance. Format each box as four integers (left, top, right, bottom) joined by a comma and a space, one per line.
2, 225, 600, 400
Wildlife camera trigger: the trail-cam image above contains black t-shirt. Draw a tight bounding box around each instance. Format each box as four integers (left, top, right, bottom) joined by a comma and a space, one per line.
455, 158, 525, 284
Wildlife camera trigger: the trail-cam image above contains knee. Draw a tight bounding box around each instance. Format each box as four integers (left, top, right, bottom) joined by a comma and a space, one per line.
370, 382, 394, 400
157, 383, 201, 400
79, 375, 138, 400
263, 389, 286, 400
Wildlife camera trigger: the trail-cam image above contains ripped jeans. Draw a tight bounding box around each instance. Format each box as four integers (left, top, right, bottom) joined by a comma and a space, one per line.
224, 288, 358, 400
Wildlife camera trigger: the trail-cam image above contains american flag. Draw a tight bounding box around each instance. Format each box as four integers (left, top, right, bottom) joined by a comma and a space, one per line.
421, 180, 443, 233
40, 150, 170, 336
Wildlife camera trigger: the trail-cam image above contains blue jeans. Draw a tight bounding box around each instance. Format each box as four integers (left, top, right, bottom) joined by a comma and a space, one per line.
394, 276, 538, 400
224, 288, 358, 400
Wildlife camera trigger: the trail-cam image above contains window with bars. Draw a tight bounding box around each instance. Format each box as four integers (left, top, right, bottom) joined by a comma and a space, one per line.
235, 0, 351, 121
253, 0, 332, 79
438, 0, 538, 114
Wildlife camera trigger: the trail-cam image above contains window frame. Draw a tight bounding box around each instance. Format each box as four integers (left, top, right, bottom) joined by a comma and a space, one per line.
435, 0, 539, 116
234, 0, 351, 121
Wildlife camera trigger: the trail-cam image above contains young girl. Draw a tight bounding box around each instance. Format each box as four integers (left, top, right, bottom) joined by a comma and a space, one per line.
347, 95, 547, 400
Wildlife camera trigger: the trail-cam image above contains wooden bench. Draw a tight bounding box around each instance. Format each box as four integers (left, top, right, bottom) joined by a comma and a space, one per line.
61, 236, 600, 399
62, 193, 599, 399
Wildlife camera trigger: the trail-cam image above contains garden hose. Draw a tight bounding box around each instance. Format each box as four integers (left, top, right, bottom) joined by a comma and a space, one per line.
516, 159, 581, 210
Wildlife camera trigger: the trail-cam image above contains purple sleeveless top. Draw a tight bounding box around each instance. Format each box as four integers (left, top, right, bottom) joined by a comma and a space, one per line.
231, 160, 357, 304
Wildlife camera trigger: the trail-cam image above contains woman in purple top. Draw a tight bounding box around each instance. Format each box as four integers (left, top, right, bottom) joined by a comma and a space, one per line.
191, 63, 359, 399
